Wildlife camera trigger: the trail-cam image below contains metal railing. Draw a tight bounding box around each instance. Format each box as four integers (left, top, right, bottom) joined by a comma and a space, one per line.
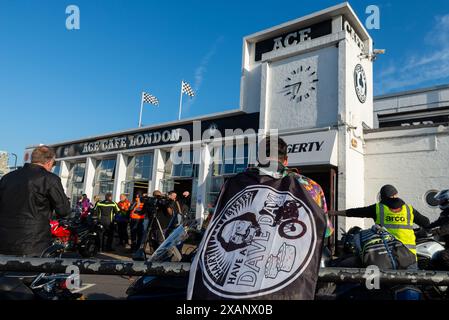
1, 255, 449, 286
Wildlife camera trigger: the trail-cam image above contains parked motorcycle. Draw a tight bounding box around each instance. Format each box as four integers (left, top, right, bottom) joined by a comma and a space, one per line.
50, 215, 102, 258
414, 228, 448, 300
0, 244, 84, 300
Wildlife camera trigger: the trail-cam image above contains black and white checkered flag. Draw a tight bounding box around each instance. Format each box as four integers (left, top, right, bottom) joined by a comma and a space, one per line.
142, 92, 159, 106
181, 81, 195, 97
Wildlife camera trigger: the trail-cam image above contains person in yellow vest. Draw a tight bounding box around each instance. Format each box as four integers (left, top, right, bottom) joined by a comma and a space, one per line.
94, 193, 120, 252
329, 185, 430, 266
129, 193, 145, 252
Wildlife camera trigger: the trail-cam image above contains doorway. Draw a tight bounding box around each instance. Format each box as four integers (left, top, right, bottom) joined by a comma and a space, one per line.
173, 179, 193, 210
290, 166, 338, 252
131, 180, 149, 199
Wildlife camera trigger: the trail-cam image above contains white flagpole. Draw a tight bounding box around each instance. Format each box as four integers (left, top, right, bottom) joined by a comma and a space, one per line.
178, 81, 184, 121
138, 92, 144, 128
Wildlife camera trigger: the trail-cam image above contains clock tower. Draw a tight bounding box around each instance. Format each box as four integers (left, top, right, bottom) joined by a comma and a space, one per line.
239, 2, 374, 233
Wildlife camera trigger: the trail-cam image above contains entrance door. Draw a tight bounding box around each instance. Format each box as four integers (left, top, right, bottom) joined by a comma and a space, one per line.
160, 178, 194, 213
132, 180, 149, 199
173, 179, 193, 213
290, 166, 337, 252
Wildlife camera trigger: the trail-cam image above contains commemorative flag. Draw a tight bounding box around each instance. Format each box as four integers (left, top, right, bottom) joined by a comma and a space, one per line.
187, 168, 327, 300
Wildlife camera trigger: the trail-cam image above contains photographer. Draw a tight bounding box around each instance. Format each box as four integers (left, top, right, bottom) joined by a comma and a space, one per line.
139, 190, 169, 252
165, 191, 182, 238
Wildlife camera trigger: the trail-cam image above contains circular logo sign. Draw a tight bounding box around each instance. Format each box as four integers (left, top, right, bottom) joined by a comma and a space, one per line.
200, 185, 317, 298
354, 64, 367, 103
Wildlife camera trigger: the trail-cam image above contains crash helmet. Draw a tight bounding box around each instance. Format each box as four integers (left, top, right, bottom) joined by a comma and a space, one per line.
434, 189, 449, 210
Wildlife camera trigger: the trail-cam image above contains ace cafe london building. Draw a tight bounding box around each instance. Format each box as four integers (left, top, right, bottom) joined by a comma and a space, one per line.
24, 3, 449, 240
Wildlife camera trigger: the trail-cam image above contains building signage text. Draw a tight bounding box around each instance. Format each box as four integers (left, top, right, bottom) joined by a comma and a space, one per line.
81, 129, 180, 154
344, 20, 365, 51
282, 131, 338, 166
254, 20, 332, 61
52, 112, 260, 158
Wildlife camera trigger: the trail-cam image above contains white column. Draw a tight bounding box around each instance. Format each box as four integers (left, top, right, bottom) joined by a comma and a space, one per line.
83, 157, 96, 200
150, 149, 165, 193
112, 153, 127, 202
59, 161, 71, 194
196, 143, 212, 226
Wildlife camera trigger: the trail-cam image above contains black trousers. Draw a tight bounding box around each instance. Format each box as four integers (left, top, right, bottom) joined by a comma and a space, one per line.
117, 220, 129, 245
101, 222, 115, 251
130, 219, 144, 250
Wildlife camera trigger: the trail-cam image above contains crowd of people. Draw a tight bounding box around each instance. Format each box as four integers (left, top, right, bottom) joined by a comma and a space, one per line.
2, 143, 449, 300
75, 190, 192, 253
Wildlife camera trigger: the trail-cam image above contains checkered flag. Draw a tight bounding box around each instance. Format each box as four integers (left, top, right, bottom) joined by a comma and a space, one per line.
142, 92, 159, 106
181, 80, 195, 97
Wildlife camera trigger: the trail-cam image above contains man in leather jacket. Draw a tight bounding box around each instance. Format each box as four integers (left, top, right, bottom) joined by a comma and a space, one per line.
0, 146, 71, 257
428, 189, 449, 270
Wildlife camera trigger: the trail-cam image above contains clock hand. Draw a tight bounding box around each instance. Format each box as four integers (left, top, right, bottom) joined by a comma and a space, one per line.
284, 81, 302, 89
295, 82, 302, 94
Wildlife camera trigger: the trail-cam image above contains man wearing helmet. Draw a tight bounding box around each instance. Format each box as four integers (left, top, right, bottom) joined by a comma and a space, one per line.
428, 189, 449, 270
329, 184, 430, 264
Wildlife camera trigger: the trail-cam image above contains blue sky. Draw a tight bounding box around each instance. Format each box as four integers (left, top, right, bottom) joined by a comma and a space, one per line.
1, 0, 449, 165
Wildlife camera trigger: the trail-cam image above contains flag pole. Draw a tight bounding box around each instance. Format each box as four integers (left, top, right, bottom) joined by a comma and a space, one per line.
178, 81, 184, 121
138, 92, 144, 128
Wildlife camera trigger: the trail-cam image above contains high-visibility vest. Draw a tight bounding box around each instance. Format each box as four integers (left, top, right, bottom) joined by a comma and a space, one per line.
130, 202, 145, 220
375, 203, 417, 255
118, 200, 131, 216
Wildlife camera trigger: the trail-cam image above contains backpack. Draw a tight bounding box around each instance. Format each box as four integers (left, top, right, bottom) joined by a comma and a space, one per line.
354, 225, 416, 270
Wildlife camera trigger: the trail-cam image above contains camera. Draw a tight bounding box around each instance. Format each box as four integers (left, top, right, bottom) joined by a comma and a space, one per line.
142, 195, 169, 218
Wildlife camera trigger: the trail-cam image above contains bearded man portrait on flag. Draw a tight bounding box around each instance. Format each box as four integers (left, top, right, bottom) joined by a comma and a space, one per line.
188, 136, 333, 300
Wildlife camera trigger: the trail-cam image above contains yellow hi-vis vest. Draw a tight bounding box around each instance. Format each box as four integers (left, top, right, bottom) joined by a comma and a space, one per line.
375, 203, 417, 255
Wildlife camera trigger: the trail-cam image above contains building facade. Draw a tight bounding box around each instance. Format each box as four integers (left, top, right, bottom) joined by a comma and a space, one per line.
23, 3, 449, 238
0, 151, 8, 178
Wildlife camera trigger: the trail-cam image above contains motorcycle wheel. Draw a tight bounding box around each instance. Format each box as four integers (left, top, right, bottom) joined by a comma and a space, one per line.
278, 220, 307, 239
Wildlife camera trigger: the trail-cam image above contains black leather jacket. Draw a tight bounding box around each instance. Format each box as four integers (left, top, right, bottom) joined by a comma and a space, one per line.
429, 209, 449, 248
0, 163, 71, 256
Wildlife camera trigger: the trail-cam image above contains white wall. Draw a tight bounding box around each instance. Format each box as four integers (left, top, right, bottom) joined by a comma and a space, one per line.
265, 46, 338, 131
365, 125, 449, 223
336, 22, 373, 233
112, 153, 127, 202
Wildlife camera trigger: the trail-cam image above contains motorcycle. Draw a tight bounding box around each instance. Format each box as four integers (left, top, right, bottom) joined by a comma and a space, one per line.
126, 223, 201, 300
320, 226, 425, 300
0, 244, 84, 300
50, 215, 102, 258
414, 228, 448, 300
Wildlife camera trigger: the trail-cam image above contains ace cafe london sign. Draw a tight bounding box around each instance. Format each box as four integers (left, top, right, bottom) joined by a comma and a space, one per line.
254, 20, 332, 61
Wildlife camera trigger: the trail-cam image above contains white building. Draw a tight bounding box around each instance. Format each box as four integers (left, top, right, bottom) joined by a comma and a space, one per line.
0, 151, 9, 178
23, 3, 449, 240
365, 85, 449, 226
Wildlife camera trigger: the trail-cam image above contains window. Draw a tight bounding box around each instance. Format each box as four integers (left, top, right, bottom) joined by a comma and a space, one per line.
127, 153, 153, 181
67, 162, 86, 208
425, 190, 439, 208
52, 162, 61, 176
171, 150, 198, 178
212, 143, 249, 176
94, 159, 116, 198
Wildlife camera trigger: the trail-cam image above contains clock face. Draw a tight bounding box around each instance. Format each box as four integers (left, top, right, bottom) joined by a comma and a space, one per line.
282, 65, 319, 103
354, 64, 367, 103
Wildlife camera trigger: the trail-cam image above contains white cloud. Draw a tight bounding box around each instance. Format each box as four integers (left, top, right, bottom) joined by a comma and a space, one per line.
184, 36, 224, 111
376, 14, 449, 94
